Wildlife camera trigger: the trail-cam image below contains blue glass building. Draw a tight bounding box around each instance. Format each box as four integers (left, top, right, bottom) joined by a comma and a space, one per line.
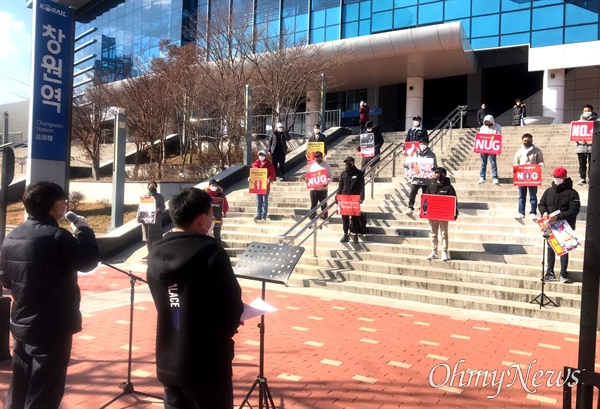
59, 0, 600, 130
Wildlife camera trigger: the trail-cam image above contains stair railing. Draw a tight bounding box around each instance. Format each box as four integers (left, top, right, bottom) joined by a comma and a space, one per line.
428, 105, 468, 154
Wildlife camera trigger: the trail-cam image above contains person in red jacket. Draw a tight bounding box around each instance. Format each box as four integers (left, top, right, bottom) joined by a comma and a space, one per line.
359, 101, 370, 133
252, 150, 276, 221
205, 179, 229, 245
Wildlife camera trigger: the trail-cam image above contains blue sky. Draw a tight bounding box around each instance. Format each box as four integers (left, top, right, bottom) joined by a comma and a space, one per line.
0, 0, 33, 105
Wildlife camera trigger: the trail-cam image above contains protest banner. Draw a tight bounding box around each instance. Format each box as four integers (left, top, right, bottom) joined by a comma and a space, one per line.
474, 133, 502, 155
537, 219, 580, 257
360, 133, 375, 157
569, 121, 594, 142
337, 194, 361, 216
249, 168, 268, 194
404, 141, 419, 157
211, 197, 224, 225
405, 156, 435, 182
137, 195, 156, 224
513, 164, 542, 187
306, 141, 325, 164
305, 169, 329, 189
419, 194, 456, 221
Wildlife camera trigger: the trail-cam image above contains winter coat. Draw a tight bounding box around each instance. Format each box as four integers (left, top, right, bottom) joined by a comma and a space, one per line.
141, 190, 165, 242
513, 145, 545, 166
477, 108, 489, 125
337, 165, 365, 202
0, 215, 99, 343
538, 178, 581, 230
575, 111, 597, 154
359, 105, 370, 125
308, 131, 327, 155
406, 127, 429, 143
411, 147, 437, 186
147, 232, 243, 385
512, 104, 526, 125
268, 130, 290, 156
425, 176, 458, 217
479, 115, 502, 135
252, 158, 276, 193
205, 186, 229, 222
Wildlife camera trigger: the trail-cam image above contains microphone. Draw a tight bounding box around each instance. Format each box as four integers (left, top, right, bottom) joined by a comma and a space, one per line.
65, 211, 80, 223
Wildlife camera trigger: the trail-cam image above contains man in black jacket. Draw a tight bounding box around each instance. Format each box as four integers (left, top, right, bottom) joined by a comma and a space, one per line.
308, 124, 327, 156
359, 121, 385, 170
538, 167, 581, 284
268, 122, 291, 181
147, 188, 243, 408
424, 168, 458, 262
336, 156, 365, 243
405, 115, 429, 143
0, 181, 99, 409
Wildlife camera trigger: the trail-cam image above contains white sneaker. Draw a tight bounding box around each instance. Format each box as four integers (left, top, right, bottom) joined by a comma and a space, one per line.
492, 178, 499, 185
478, 177, 485, 184
577, 179, 586, 185
515, 213, 525, 219
529, 213, 537, 220
426, 252, 438, 260
406, 208, 413, 215
441, 251, 449, 261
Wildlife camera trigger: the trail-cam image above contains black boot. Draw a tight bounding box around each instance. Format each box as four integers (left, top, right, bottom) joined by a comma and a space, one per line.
340, 234, 349, 243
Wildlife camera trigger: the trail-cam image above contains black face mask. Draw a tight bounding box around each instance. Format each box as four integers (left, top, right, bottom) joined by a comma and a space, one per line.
149, 188, 157, 194
436, 175, 445, 182
345, 163, 353, 170
523, 142, 532, 148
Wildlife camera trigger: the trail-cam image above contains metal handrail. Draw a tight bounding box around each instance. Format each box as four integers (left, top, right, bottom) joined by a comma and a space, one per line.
428, 105, 468, 153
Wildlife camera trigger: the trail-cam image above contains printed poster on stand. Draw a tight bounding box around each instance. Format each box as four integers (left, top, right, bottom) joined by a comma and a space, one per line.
513, 164, 542, 187
360, 133, 375, 158
337, 194, 361, 216
137, 195, 156, 224
419, 194, 456, 222
249, 168, 268, 194
473, 133, 502, 155
537, 219, 580, 257
306, 142, 325, 164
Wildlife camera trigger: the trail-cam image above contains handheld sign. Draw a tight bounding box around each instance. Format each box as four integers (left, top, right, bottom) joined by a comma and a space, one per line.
337, 194, 361, 216
249, 168, 268, 194
306, 141, 325, 164
211, 197, 224, 225
305, 170, 329, 189
419, 194, 456, 222
474, 133, 502, 155
360, 133, 375, 158
404, 141, 419, 157
404, 156, 435, 181
137, 195, 157, 224
569, 121, 594, 142
513, 164, 542, 186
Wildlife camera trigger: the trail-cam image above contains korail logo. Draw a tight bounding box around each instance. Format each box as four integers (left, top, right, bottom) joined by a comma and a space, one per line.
40, 2, 67, 17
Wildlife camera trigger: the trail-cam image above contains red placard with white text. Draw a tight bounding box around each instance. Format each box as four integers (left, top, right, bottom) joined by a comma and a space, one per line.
473, 133, 502, 155
305, 170, 329, 189
337, 194, 361, 216
569, 121, 594, 142
404, 141, 419, 157
249, 168, 268, 194
419, 194, 456, 222
513, 164, 542, 186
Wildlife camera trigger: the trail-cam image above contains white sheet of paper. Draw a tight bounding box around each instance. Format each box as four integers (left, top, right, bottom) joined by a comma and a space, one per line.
241, 298, 278, 321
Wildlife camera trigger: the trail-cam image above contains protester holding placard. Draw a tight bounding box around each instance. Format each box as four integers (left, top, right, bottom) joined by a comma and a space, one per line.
361, 121, 384, 169
140, 181, 166, 259
575, 104, 597, 185
306, 151, 333, 226
513, 133, 545, 220
308, 124, 327, 155
406, 138, 437, 215
336, 156, 365, 243
205, 179, 229, 245
424, 168, 457, 262
251, 150, 276, 221
538, 167, 581, 284
478, 115, 502, 185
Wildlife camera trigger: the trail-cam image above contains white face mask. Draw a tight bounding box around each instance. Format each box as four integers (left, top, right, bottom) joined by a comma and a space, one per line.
419, 144, 428, 150
203, 215, 215, 238
553, 178, 564, 185
210, 186, 218, 192
583, 111, 592, 118
259, 155, 266, 162
314, 128, 319, 133
413, 121, 420, 127
57, 202, 68, 221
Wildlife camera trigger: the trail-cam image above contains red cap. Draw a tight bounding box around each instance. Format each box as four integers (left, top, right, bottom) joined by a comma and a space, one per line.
552, 167, 567, 178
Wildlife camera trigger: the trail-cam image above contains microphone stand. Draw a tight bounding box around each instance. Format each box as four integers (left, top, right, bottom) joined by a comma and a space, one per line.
529, 232, 558, 308
99, 262, 163, 408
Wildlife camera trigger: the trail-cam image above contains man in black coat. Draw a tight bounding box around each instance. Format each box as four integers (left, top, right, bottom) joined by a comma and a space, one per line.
538, 167, 581, 283
358, 121, 385, 170
308, 124, 327, 155
405, 115, 429, 143
476, 103, 488, 126
336, 156, 365, 243
0, 181, 99, 409
424, 168, 458, 262
268, 122, 291, 181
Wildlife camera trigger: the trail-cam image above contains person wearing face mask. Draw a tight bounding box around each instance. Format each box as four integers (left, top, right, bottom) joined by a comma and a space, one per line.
205, 179, 229, 245
575, 104, 597, 185
307, 151, 333, 227
268, 122, 291, 181
476, 103, 488, 126
406, 138, 437, 216
308, 123, 327, 156
513, 133, 545, 220
538, 167, 581, 284
478, 114, 502, 185
251, 150, 276, 221
405, 115, 429, 143
424, 168, 458, 261
357, 121, 385, 170
359, 101, 370, 134
336, 156, 365, 243
512, 98, 526, 126
146, 187, 243, 409
140, 181, 166, 259
0, 181, 99, 409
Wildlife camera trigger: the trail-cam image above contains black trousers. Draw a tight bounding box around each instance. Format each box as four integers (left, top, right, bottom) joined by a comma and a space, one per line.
342, 215, 360, 234
578, 152, 591, 180
271, 153, 286, 179
547, 241, 569, 277
7, 336, 73, 409
163, 378, 233, 409
309, 190, 328, 220
213, 225, 222, 245
408, 184, 427, 209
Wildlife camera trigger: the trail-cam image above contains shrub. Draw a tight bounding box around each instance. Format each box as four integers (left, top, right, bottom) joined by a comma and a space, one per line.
69, 191, 86, 211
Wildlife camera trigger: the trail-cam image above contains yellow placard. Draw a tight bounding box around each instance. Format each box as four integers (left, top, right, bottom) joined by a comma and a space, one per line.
306, 142, 325, 164
249, 168, 268, 194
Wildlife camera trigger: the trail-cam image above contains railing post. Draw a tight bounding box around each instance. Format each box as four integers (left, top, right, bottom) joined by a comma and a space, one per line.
392, 148, 397, 177
313, 226, 318, 257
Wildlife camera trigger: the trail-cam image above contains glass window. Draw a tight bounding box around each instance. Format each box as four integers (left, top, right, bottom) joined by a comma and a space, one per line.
325, 25, 339, 41
472, 14, 499, 37
565, 24, 598, 44
311, 27, 325, 43
565, 3, 598, 25
501, 10, 530, 34
283, 16, 295, 31
312, 10, 326, 27
534, 0, 563, 5
342, 3, 359, 22
500, 32, 530, 46
342, 21, 359, 38
531, 27, 563, 47
326, 6, 341, 25
472, 1, 499, 15
359, 19, 371, 36
532, 5, 563, 30
359, 1, 371, 19
372, 0, 392, 13
445, 0, 470, 20
372, 11, 392, 32
418, 1, 443, 25
471, 36, 499, 49
296, 14, 309, 31
393, 7, 416, 29
502, 0, 530, 12
395, 0, 416, 6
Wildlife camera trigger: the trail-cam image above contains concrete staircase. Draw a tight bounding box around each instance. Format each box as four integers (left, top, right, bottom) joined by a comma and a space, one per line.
221, 124, 589, 324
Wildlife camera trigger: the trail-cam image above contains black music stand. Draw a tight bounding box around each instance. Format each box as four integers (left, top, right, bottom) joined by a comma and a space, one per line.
99, 262, 163, 408
529, 233, 558, 308
234, 242, 305, 409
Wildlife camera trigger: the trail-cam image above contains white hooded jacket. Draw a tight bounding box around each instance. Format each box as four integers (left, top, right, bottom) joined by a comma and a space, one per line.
479, 115, 502, 135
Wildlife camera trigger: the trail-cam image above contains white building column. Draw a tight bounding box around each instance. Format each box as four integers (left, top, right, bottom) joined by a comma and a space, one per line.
306, 88, 320, 133
543, 69, 565, 124
405, 76, 424, 129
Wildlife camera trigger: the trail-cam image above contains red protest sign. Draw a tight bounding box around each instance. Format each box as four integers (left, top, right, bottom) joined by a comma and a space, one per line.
404, 141, 419, 157
513, 164, 542, 186
569, 121, 594, 142
337, 194, 361, 216
473, 133, 502, 155
305, 170, 329, 189
419, 194, 456, 222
